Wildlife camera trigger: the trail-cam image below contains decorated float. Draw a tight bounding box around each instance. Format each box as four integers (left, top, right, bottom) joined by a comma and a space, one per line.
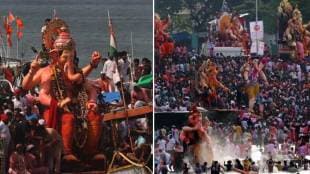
278, 0, 310, 60
201, 7, 250, 57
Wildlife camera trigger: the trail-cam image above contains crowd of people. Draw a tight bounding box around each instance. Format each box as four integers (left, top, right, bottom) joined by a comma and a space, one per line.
155, 115, 309, 174
155, 43, 310, 173
155, 45, 194, 112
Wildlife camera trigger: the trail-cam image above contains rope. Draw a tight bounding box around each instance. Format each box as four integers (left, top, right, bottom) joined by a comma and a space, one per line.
107, 151, 153, 174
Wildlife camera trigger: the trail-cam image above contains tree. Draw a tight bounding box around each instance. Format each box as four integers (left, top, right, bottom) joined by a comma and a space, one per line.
231, 0, 281, 34
155, 0, 183, 17
183, 0, 222, 32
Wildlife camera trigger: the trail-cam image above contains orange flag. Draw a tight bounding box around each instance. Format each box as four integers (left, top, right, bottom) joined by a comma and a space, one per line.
16, 17, 24, 29
4, 17, 13, 47
16, 17, 24, 40
8, 11, 15, 23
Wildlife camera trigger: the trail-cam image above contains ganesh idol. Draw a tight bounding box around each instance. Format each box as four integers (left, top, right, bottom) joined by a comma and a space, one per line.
180, 106, 214, 165
22, 18, 104, 162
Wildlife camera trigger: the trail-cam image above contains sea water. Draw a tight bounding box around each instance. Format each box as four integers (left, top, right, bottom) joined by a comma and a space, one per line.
0, 0, 152, 77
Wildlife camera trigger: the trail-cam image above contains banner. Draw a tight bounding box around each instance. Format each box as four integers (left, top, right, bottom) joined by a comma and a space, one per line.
250, 41, 265, 56
250, 21, 264, 41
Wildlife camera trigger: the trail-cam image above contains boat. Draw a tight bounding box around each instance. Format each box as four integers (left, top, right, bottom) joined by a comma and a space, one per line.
104, 105, 153, 174
104, 105, 153, 121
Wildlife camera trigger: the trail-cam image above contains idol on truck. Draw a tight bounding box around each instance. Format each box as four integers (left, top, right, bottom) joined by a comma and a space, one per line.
279, 0, 310, 60
207, 10, 250, 56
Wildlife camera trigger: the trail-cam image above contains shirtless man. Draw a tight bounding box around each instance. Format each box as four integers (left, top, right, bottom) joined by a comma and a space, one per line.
130, 85, 151, 108
94, 72, 115, 93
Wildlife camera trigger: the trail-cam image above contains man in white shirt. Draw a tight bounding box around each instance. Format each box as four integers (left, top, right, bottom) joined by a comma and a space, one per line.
102, 57, 120, 85
118, 51, 130, 83
166, 136, 176, 152
157, 138, 167, 152
12, 95, 26, 111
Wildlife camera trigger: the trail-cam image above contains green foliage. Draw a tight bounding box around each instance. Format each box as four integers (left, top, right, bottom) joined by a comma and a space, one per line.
231, 0, 281, 34
183, 0, 222, 32
155, 0, 183, 17
171, 15, 192, 33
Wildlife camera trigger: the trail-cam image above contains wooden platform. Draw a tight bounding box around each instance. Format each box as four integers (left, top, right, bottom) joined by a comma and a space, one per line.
63, 172, 105, 174
209, 108, 240, 112
103, 105, 153, 121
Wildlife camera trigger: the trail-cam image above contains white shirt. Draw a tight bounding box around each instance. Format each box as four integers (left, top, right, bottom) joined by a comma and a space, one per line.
0, 121, 11, 143
265, 143, 276, 156
102, 59, 119, 83
12, 97, 23, 110
102, 59, 117, 79
118, 59, 130, 82
179, 106, 187, 111
166, 138, 176, 151
157, 139, 167, 151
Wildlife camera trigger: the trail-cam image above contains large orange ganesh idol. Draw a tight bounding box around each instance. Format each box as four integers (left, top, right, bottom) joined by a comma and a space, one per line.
22, 18, 103, 163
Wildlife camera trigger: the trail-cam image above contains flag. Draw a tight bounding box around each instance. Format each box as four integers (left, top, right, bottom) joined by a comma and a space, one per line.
108, 11, 117, 57
4, 17, 13, 47
16, 17, 24, 40
8, 11, 15, 23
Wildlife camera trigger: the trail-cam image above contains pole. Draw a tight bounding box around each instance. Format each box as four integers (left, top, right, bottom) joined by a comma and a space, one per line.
53, 9, 57, 19
0, 36, 7, 58
130, 32, 134, 83
16, 16, 19, 60
107, 10, 110, 57
17, 39, 19, 59
7, 46, 9, 58
0, 35, 2, 58
256, 0, 259, 55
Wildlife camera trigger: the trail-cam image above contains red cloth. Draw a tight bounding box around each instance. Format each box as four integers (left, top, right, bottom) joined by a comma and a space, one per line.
44, 98, 59, 130
0, 114, 8, 122
296, 41, 305, 60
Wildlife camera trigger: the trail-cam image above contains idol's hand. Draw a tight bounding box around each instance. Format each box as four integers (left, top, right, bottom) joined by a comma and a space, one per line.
90, 51, 101, 68
29, 54, 41, 74
58, 97, 71, 108
223, 87, 230, 92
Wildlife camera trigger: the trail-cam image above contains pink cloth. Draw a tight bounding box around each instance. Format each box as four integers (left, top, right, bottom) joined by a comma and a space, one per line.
296, 41, 304, 60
